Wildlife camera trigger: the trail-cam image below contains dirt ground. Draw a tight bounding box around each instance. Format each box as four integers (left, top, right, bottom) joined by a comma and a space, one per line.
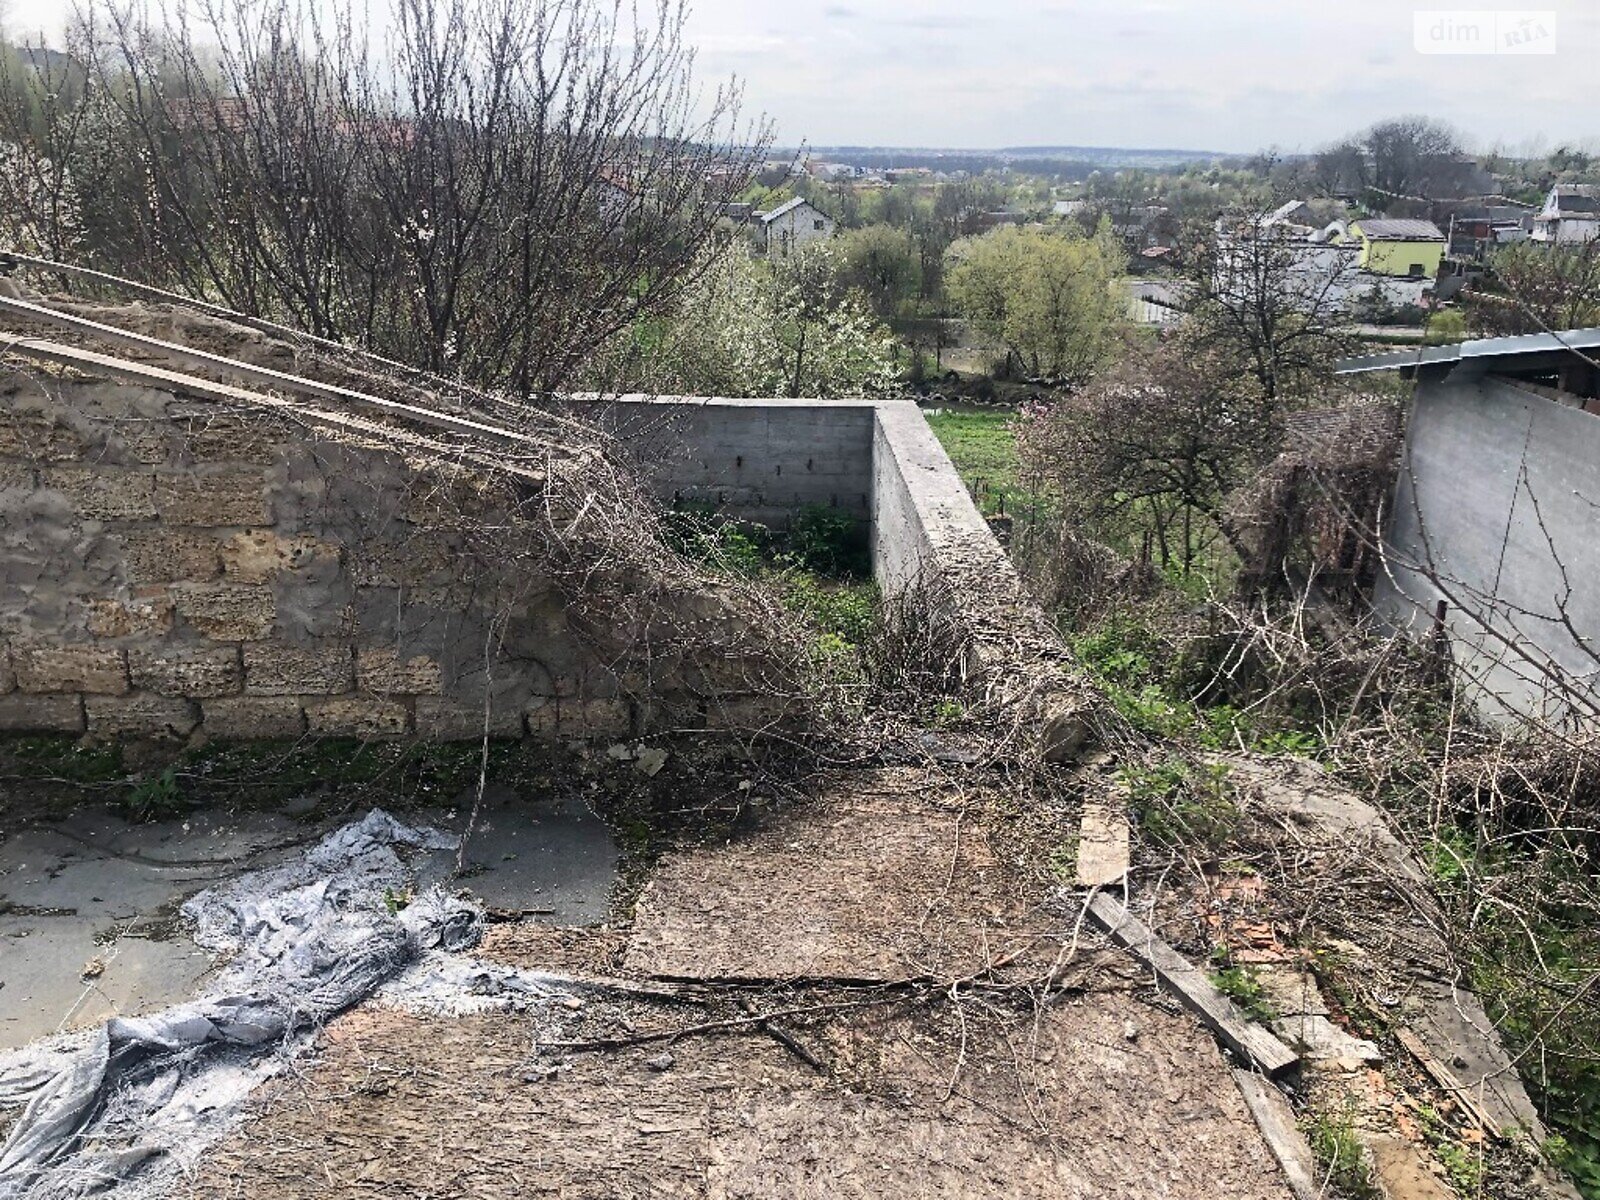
626, 772, 1048, 982
176, 991, 1288, 1199
163, 767, 1294, 1199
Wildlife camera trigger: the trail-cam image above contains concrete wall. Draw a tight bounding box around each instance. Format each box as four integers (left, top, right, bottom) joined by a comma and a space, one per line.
1377, 373, 1600, 722
0, 375, 752, 743
589, 394, 1097, 759
587, 397, 876, 526
870, 402, 1006, 594
583, 395, 977, 585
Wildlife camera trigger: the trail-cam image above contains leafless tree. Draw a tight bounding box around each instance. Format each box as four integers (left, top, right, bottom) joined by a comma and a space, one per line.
1307, 138, 1367, 198
0, 0, 770, 401
1365, 116, 1469, 202
1180, 210, 1359, 403
1464, 240, 1600, 337
1017, 338, 1279, 576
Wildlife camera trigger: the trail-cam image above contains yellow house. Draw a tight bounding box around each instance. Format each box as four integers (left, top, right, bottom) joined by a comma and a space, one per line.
1345, 218, 1447, 279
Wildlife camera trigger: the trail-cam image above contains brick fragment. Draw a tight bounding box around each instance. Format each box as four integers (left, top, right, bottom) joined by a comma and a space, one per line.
414, 697, 523, 739
220, 530, 336, 582
85, 694, 200, 739
356, 648, 444, 695
85, 595, 176, 639
152, 470, 270, 526
304, 697, 410, 738
42, 467, 155, 521
120, 530, 223, 583
177, 586, 276, 641
201, 696, 306, 739
0, 693, 84, 732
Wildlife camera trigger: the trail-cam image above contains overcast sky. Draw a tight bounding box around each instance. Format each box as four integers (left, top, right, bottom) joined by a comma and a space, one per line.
684, 0, 1598, 154
7, 0, 1596, 154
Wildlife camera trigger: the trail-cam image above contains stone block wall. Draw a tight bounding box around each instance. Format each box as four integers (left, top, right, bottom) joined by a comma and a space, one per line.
0, 358, 1095, 755
0, 374, 684, 742
586, 396, 877, 526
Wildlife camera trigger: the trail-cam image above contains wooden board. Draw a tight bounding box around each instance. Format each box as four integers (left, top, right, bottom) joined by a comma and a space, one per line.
1231, 1069, 1319, 1200
1395, 1026, 1501, 1137
1084, 893, 1299, 1077
1075, 798, 1130, 888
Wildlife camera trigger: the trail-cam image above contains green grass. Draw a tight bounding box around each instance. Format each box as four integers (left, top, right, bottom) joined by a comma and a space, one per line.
1209, 961, 1278, 1023
1306, 1105, 1379, 1198
924, 409, 1022, 517
9, 735, 124, 783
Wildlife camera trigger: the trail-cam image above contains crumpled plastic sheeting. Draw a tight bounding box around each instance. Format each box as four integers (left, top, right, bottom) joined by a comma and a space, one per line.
0, 810, 538, 1200
378, 952, 569, 1018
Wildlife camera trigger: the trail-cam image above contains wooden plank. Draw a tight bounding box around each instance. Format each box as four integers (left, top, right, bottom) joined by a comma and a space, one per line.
1368, 1134, 1460, 1200
1395, 1026, 1501, 1138
2, 248, 446, 390
1231, 1069, 1319, 1200
0, 336, 544, 487
0, 294, 540, 448
1074, 798, 1130, 888
1084, 893, 1299, 1077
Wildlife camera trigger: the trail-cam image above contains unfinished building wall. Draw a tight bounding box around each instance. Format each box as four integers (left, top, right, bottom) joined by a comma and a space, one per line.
1378, 373, 1600, 722
587, 396, 876, 526
583, 395, 1099, 759
0, 373, 735, 742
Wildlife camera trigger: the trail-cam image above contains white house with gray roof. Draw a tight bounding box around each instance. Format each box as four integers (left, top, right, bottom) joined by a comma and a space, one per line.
755, 197, 834, 258
1532, 185, 1600, 244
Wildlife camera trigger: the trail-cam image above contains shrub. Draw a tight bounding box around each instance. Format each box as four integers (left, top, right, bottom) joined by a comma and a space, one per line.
1120, 757, 1239, 849
782, 505, 870, 578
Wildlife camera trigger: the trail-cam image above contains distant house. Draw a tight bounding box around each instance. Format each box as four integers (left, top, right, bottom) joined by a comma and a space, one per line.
1445, 205, 1531, 260
1345, 218, 1447, 279
754, 197, 834, 257
978, 209, 1029, 230
1108, 205, 1173, 252
1213, 215, 1434, 314
806, 161, 856, 181
1531, 185, 1600, 244
1264, 199, 1316, 231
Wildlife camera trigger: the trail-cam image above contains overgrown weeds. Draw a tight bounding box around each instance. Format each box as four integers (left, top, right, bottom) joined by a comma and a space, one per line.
1305, 1103, 1379, 1198
1208, 958, 1277, 1023
124, 767, 185, 822
664, 500, 884, 715
1057, 569, 1600, 1196
1120, 757, 1239, 850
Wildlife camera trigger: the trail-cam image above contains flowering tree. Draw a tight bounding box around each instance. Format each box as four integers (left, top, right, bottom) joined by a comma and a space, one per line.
607, 243, 899, 399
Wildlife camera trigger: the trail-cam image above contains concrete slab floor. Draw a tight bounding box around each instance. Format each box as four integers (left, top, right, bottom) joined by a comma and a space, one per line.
419, 786, 619, 925
0, 788, 618, 1053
